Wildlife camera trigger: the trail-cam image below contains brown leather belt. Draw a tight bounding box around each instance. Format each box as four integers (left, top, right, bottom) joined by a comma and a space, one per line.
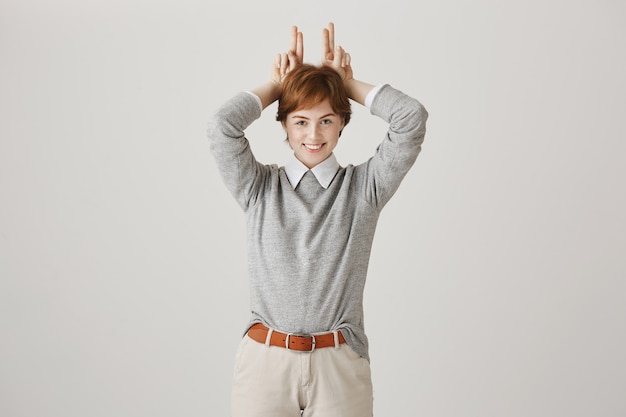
247, 323, 346, 352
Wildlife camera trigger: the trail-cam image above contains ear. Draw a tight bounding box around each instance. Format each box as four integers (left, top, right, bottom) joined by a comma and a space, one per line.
281, 122, 288, 141
338, 118, 346, 137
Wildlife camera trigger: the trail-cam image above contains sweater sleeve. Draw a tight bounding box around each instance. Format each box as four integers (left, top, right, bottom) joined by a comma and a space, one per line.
206, 92, 272, 211
357, 84, 428, 209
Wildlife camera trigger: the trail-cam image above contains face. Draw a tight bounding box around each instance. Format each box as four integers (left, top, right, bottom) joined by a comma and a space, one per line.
283, 98, 345, 169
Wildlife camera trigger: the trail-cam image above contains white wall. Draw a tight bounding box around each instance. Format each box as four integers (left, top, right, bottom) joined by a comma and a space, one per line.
1, 1, 625, 416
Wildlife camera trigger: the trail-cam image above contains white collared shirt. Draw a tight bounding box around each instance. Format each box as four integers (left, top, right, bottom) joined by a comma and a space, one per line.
284, 153, 340, 189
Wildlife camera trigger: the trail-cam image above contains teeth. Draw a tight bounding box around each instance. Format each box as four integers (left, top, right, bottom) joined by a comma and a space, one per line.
305, 144, 322, 150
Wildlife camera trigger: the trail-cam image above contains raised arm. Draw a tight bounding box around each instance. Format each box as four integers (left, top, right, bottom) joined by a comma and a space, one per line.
321, 22, 375, 106
251, 25, 304, 109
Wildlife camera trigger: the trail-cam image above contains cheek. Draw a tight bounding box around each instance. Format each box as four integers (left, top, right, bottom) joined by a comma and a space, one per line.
285, 127, 301, 147
330, 126, 343, 140
284, 125, 298, 137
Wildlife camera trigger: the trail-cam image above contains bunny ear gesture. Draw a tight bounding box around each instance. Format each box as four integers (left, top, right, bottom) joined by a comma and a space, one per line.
271, 23, 353, 85
272, 25, 304, 85
321, 22, 353, 82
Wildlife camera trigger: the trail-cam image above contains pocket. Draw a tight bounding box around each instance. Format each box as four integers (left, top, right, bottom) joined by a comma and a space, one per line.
340, 344, 372, 381
232, 335, 250, 379
341, 343, 364, 360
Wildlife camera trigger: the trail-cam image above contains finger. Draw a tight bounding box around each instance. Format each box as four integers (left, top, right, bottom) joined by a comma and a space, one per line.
339, 46, 347, 67
345, 52, 351, 67
296, 30, 304, 63
333, 45, 343, 66
328, 22, 335, 52
341, 48, 350, 68
289, 26, 297, 54
280, 52, 288, 76
274, 53, 281, 69
322, 28, 331, 61
287, 50, 299, 71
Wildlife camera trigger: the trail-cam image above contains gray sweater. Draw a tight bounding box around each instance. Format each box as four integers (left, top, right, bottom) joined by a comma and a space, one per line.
207, 84, 428, 361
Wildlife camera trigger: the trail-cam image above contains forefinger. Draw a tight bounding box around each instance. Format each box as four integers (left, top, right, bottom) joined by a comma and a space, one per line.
289, 26, 298, 53
296, 30, 303, 62
322, 25, 334, 59
327, 22, 335, 51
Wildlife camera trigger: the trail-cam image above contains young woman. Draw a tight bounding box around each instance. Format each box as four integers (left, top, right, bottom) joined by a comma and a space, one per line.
207, 22, 428, 417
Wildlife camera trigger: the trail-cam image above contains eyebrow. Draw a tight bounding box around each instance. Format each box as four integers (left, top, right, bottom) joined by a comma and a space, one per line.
291, 113, 336, 120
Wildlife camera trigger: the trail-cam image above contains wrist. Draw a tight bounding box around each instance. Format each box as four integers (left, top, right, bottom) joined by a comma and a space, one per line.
343, 79, 375, 106
343, 77, 356, 88
251, 80, 282, 109
343, 78, 358, 99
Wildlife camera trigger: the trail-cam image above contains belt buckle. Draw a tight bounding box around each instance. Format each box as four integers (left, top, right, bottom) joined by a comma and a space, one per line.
285, 333, 316, 352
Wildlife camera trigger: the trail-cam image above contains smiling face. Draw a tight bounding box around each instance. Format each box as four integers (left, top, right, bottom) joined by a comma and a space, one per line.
283, 98, 345, 169
276, 64, 351, 169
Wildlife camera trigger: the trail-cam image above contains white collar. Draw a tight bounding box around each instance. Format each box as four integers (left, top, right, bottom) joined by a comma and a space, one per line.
285, 154, 340, 189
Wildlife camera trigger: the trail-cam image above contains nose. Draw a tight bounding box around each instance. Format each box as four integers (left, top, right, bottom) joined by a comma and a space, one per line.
309, 124, 321, 141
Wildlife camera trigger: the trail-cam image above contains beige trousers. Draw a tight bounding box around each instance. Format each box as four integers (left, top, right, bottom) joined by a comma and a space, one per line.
231, 332, 374, 417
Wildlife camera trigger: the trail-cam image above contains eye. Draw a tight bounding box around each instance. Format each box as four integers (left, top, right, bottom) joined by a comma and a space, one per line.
295, 120, 306, 126
321, 119, 332, 125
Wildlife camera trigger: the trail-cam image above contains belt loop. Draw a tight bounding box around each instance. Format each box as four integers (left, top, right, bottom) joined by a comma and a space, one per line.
265, 327, 274, 347
333, 330, 340, 349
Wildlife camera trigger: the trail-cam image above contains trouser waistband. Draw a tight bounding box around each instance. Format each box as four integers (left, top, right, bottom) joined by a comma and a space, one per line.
246, 323, 346, 351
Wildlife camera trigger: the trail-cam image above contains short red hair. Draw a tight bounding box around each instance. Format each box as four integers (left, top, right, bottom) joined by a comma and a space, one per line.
276, 64, 351, 129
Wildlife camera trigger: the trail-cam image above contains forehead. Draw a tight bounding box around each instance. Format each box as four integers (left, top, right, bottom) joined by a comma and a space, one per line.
289, 98, 335, 118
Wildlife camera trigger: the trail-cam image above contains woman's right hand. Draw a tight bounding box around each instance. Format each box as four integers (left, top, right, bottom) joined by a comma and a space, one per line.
271, 25, 304, 85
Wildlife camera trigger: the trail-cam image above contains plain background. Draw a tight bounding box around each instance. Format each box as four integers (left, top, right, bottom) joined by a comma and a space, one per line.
1, 0, 625, 416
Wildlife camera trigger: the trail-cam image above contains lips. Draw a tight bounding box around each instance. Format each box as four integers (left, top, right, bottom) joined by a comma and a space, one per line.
304, 143, 324, 151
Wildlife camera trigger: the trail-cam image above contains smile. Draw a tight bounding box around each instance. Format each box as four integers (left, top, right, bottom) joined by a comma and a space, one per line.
304, 144, 324, 151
